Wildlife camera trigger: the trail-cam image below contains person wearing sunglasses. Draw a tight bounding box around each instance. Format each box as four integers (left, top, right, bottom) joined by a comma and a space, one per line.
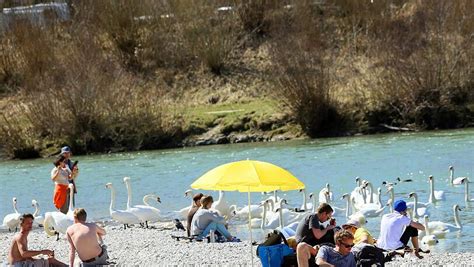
315, 230, 356, 267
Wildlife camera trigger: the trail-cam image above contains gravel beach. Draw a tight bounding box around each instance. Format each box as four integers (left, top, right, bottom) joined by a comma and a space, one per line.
1, 222, 473, 266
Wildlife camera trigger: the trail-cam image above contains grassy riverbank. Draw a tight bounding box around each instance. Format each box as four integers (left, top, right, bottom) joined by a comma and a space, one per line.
0, 0, 473, 159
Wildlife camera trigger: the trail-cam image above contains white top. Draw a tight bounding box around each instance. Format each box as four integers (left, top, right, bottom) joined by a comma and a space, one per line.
377, 212, 411, 250
51, 166, 71, 185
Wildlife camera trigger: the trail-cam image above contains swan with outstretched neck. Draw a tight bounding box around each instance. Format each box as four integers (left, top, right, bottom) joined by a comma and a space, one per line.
123, 177, 161, 228
448, 166, 467, 186
426, 204, 462, 232
428, 175, 445, 203
32, 199, 45, 226
2, 197, 21, 232
105, 182, 140, 229
408, 192, 430, 219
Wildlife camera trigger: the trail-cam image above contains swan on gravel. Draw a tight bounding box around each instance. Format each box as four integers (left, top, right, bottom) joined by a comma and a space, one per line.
43, 184, 75, 240
123, 177, 161, 228
2, 197, 21, 232
105, 182, 140, 229
32, 199, 45, 227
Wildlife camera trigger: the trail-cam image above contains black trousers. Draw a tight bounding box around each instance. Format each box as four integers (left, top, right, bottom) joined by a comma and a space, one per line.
399, 225, 419, 247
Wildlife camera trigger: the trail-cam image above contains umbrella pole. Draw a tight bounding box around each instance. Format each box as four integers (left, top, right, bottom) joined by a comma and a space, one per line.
248, 189, 254, 266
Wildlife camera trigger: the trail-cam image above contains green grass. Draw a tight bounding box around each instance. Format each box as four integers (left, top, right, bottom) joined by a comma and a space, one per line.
180, 99, 280, 132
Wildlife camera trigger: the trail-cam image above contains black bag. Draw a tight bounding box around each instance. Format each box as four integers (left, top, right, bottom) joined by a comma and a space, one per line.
353, 244, 385, 267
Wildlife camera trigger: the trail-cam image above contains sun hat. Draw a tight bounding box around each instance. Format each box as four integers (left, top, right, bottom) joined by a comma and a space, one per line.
61, 146, 71, 154
394, 199, 407, 212
342, 219, 360, 229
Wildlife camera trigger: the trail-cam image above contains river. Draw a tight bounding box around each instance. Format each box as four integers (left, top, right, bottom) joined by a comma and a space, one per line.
1, 129, 473, 252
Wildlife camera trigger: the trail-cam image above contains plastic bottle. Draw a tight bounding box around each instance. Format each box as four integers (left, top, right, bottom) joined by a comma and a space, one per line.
209, 230, 216, 243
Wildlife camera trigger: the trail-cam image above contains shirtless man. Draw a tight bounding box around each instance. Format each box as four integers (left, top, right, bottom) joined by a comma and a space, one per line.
66, 208, 108, 266
8, 213, 66, 266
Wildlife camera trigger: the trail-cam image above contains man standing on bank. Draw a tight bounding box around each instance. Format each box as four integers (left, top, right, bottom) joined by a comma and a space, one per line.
61, 146, 79, 205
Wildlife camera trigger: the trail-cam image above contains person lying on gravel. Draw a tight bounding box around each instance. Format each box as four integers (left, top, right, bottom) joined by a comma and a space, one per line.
66, 208, 108, 266
191, 195, 240, 242
8, 213, 67, 267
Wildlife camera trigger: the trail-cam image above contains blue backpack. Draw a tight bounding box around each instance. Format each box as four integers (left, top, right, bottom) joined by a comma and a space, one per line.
257, 230, 295, 267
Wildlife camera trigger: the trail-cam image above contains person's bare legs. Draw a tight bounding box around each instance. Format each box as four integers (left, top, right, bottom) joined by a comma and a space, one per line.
411, 237, 423, 259
297, 243, 319, 267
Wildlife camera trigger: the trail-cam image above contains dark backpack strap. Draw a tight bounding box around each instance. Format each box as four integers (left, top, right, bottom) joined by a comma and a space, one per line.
277, 230, 289, 246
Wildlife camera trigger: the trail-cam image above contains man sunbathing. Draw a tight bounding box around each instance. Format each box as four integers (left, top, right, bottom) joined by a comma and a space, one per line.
8, 213, 66, 267
66, 208, 108, 266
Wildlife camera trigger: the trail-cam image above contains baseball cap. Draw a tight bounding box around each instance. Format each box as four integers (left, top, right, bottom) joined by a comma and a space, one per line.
61, 146, 71, 154
342, 219, 360, 229
394, 199, 407, 212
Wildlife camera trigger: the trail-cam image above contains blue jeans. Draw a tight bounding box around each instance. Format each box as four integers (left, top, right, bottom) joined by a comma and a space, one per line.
197, 222, 232, 240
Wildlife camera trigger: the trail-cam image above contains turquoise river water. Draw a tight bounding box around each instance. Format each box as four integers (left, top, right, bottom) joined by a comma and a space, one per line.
1, 129, 473, 252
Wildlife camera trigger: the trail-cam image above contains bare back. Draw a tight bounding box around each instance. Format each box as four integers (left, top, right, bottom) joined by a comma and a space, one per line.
8, 233, 29, 264
66, 222, 104, 260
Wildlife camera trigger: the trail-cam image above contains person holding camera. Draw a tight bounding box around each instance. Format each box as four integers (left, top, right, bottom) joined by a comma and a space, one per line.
61, 146, 79, 203
296, 203, 337, 267
51, 155, 72, 214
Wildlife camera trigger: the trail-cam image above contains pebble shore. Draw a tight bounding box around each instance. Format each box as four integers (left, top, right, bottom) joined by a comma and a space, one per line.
1, 222, 473, 266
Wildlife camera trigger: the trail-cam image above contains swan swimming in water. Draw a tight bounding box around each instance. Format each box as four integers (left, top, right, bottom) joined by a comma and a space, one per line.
448, 166, 467, 186
426, 204, 462, 233
408, 192, 430, 219
428, 175, 445, 203
2, 197, 21, 232
421, 215, 439, 246
105, 182, 140, 229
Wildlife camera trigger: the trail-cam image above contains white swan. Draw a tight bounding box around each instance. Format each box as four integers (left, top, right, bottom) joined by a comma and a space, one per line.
318, 183, 333, 204
341, 193, 351, 218
2, 197, 21, 232
250, 201, 268, 228
421, 215, 447, 239
105, 182, 140, 229
123, 177, 161, 228
299, 189, 312, 211
448, 166, 466, 185
421, 215, 439, 245
32, 199, 45, 226
211, 191, 231, 217
408, 192, 430, 219
232, 203, 264, 220
265, 199, 305, 230
427, 205, 462, 232
386, 186, 394, 213
350, 177, 367, 209
43, 184, 75, 240
428, 175, 445, 203
461, 178, 474, 202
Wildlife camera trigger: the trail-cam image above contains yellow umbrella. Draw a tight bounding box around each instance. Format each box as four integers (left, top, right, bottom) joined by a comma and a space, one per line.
191, 160, 305, 265
191, 160, 305, 192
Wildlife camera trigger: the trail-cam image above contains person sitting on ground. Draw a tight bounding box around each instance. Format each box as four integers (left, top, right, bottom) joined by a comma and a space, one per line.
191, 195, 239, 242
377, 199, 426, 259
316, 229, 356, 267
8, 213, 66, 267
66, 208, 108, 266
296, 203, 336, 266
187, 193, 204, 237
